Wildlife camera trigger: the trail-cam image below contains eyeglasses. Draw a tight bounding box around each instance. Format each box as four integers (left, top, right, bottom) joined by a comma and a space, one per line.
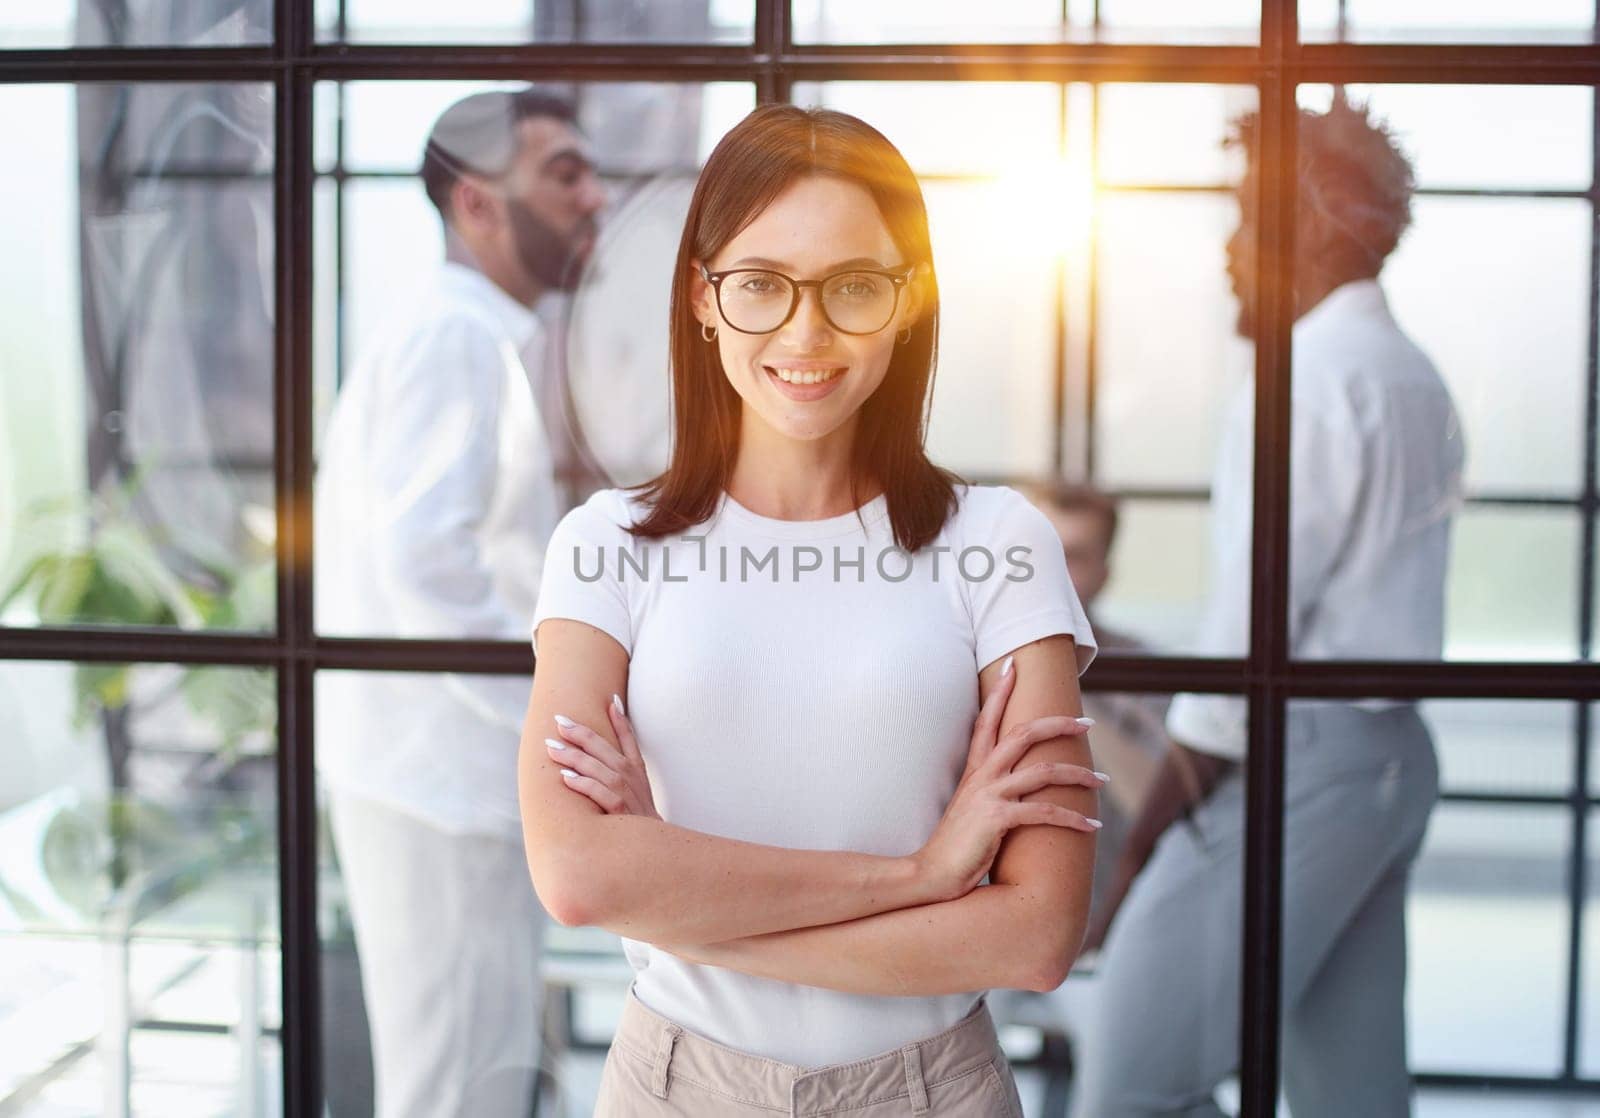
699, 263, 916, 336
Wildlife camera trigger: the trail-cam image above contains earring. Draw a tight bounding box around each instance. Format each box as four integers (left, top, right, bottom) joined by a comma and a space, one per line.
897, 326, 912, 345
701, 322, 719, 342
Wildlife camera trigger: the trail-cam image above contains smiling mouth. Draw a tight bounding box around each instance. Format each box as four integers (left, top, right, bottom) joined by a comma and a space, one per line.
764, 365, 847, 385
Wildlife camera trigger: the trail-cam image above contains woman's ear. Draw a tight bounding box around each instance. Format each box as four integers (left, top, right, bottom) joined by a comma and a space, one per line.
688, 259, 717, 328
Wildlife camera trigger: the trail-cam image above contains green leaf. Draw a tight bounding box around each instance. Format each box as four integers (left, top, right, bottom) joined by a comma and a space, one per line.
75, 663, 132, 720
226, 559, 276, 630
35, 554, 96, 623
80, 560, 175, 626
0, 553, 53, 611
95, 525, 200, 626
181, 667, 276, 753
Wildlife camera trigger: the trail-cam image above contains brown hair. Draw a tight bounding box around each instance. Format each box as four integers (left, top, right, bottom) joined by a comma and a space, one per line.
622, 104, 966, 553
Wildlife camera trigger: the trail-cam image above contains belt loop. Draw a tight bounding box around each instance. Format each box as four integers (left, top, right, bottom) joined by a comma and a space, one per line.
651, 1023, 682, 1099
902, 1045, 930, 1115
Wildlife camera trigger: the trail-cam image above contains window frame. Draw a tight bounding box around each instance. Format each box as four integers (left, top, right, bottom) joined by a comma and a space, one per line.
3, 0, 1599, 1111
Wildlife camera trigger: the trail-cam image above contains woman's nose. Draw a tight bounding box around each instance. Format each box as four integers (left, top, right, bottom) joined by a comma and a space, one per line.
780, 286, 833, 348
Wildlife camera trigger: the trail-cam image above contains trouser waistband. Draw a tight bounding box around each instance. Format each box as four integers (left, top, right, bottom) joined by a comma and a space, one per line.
610, 986, 1002, 1115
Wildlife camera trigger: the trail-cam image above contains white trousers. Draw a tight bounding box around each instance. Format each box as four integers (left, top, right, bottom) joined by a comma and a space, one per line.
1071, 703, 1439, 1118
328, 790, 549, 1118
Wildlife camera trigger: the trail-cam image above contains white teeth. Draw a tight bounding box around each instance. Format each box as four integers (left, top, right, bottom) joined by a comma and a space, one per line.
769, 367, 844, 385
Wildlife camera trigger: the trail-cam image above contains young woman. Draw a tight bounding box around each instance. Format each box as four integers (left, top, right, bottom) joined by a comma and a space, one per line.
518, 104, 1103, 1117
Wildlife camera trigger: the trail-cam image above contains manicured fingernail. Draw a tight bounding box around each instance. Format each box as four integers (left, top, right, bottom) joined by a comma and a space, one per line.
554, 714, 576, 728
1086, 818, 1104, 829
545, 738, 567, 752
1076, 717, 1096, 727
1093, 771, 1110, 783
1001, 655, 1014, 677
560, 769, 578, 779
612, 693, 625, 716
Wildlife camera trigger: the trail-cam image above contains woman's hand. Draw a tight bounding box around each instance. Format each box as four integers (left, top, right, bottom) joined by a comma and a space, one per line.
546, 693, 661, 820
915, 655, 1105, 904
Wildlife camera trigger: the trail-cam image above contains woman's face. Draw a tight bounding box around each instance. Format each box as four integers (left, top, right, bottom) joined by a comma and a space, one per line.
691, 173, 923, 444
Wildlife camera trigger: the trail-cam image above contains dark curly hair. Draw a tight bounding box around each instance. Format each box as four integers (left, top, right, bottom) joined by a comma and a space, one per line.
1228, 92, 1417, 275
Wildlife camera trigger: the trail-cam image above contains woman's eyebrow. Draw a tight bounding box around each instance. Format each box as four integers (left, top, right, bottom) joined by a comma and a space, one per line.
728, 255, 894, 271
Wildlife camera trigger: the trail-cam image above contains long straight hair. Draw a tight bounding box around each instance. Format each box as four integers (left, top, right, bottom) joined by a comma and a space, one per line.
623, 104, 965, 553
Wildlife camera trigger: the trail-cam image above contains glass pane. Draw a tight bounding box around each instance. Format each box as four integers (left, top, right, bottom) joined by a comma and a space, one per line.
751, 82, 1066, 479
338, 178, 439, 385
0, 660, 280, 1113
1410, 804, 1570, 1075
920, 178, 1058, 476
1094, 191, 1253, 489
0, 83, 277, 634
330, 78, 758, 175
1594, 526, 1600, 662
1301, 0, 1597, 44
793, 83, 1255, 660
1581, 804, 1600, 1076
1098, 84, 1252, 188
1280, 700, 1569, 1096
312, 178, 340, 458
1585, 703, 1600, 799
1078, 690, 1174, 928
1, 1, 272, 48
1094, 0, 1260, 44
1092, 498, 1214, 651
1093, 86, 1258, 658
792, 0, 1259, 44
793, 0, 1085, 42
318, 0, 753, 44
1055, 688, 1246, 1115
792, 82, 1060, 177
313, 81, 754, 639
1446, 506, 1581, 662
1287, 87, 1592, 664
1420, 699, 1573, 798
1298, 84, 1593, 193
1391, 197, 1588, 495
315, 668, 614, 1115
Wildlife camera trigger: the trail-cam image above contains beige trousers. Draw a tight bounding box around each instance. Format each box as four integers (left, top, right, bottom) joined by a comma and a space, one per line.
594, 985, 1025, 1117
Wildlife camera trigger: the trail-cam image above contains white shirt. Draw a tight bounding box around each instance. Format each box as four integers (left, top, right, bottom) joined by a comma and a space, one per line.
1166, 279, 1466, 760
315, 261, 563, 838
531, 482, 1097, 1066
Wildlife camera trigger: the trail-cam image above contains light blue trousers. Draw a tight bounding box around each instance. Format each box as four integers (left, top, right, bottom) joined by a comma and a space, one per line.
1072, 703, 1439, 1118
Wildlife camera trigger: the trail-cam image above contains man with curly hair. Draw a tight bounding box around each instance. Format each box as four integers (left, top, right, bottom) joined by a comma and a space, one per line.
1072, 95, 1466, 1118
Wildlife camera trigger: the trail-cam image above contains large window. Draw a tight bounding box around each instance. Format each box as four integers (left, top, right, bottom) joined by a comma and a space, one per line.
3, 2, 1598, 1115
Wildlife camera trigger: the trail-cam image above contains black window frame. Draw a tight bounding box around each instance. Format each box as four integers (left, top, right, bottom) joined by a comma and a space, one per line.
3, 0, 1600, 1112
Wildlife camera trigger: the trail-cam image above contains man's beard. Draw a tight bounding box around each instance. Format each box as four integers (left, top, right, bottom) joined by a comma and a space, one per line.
1235, 300, 1257, 342
507, 197, 596, 293
1228, 273, 1257, 342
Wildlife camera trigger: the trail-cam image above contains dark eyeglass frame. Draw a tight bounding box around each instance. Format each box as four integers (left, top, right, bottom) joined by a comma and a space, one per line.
698, 262, 917, 336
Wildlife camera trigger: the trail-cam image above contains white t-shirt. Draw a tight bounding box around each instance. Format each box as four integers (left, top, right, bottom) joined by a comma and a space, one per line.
530, 481, 1097, 1066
